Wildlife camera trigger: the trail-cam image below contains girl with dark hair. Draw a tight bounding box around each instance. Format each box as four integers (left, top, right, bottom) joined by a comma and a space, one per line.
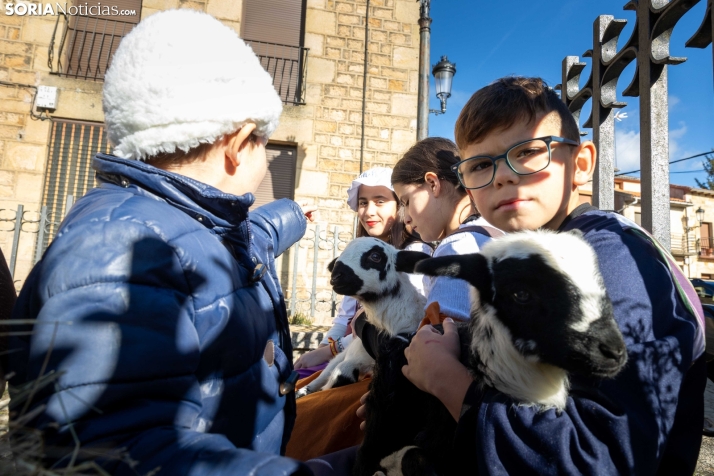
294, 167, 431, 372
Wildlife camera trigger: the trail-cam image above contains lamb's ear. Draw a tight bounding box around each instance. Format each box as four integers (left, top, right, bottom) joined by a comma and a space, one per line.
395, 251, 432, 273
327, 258, 337, 272
414, 254, 491, 293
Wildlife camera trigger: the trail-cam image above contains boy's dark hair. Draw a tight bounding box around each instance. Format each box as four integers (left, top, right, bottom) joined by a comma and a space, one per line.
391, 137, 465, 197
454, 77, 580, 151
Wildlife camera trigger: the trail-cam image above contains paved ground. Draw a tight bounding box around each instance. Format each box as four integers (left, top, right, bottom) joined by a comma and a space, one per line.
697, 379, 714, 475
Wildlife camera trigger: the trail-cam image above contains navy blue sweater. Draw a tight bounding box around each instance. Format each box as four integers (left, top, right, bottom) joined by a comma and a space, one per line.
455, 207, 706, 475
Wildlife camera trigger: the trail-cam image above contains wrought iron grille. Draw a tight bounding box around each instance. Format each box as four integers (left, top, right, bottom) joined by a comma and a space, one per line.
49, 14, 136, 81
245, 39, 309, 105
671, 233, 699, 255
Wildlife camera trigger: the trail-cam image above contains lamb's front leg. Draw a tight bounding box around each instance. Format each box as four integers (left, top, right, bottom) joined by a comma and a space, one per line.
296, 350, 349, 398
323, 337, 374, 389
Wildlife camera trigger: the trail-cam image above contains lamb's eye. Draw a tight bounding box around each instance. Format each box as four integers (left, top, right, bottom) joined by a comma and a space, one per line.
512, 290, 531, 303
368, 252, 382, 263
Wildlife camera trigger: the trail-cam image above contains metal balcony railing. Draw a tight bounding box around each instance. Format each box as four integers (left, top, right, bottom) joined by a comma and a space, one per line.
49, 14, 136, 81
671, 234, 698, 256
245, 39, 309, 105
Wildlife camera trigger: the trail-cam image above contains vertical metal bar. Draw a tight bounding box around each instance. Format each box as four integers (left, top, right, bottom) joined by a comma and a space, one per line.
416, 0, 431, 141
331, 225, 339, 318
637, 0, 670, 249
360, 0, 371, 173
591, 16, 616, 211
9, 205, 23, 278
35, 206, 48, 264
310, 225, 320, 317
290, 242, 299, 317
64, 194, 74, 217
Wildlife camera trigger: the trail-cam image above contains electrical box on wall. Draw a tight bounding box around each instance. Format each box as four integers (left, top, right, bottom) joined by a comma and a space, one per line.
35, 86, 57, 111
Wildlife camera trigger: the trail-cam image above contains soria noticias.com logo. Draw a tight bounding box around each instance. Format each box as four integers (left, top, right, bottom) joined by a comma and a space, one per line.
4, 2, 137, 16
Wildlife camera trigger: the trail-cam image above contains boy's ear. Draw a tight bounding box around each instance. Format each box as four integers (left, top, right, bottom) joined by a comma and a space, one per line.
395, 250, 432, 273
414, 254, 492, 300
572, 140, 596, 186
225, 123, 258, 167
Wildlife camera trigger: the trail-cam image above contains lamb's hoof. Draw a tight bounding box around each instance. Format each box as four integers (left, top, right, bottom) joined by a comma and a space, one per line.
296, 387, 313, 399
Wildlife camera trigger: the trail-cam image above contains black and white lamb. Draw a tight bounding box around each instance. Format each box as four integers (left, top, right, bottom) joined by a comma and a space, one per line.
354, 229, 628, 476
295, 237, 430, 398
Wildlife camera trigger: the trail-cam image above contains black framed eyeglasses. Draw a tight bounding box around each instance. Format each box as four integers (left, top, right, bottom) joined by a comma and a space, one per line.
451, 136, 580, 190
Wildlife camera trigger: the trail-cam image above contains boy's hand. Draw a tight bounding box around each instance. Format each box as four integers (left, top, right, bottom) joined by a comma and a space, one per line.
298, 201, 318, 223
402, 318, 473, 421
356, 391, 369, 430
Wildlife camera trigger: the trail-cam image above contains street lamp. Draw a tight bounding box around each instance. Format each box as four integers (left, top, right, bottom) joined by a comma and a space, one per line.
430, 56, 456, 115
685, 207, 706, 233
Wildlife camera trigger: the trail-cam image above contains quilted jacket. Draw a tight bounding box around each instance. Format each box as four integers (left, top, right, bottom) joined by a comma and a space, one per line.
9, 153, 312, 475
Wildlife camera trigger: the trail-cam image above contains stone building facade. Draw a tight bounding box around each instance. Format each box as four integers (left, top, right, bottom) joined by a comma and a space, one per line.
0, 0, 420, 323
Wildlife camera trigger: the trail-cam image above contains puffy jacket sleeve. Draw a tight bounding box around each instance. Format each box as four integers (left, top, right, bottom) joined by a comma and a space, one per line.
9, 217, 311, 476
251, 199, 307, 258
451, 219, 705, 475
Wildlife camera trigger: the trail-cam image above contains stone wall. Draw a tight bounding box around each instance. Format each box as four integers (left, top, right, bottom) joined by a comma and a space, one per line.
0, 0, 420, 316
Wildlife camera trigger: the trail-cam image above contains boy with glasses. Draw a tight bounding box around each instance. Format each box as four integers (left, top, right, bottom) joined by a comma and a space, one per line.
401, 76, 706, 474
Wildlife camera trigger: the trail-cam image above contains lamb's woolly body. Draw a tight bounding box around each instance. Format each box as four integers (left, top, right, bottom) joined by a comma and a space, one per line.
103, 9, 282, 160
297, 238, 426, 397
470, 302, 568, 410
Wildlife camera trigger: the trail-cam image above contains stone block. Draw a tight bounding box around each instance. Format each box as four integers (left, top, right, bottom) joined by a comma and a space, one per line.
2, 55, 31, 69
54, 88, 103, 122
326, 36, 346, 48
330, 135, 343, 146
383, 20, 400, 31
409, 70, 418, 93
143, 0, 181, 8
367, 139, 389, 151
7, 28, 20, 40
345, 137, 361, 148
325, 47, 341, 59
381, 67, 407, 79
326, 85, 348, 97
349, 50, 364, 62
369, 77, 387, 89
372, 114, 410, 128
339, 123, 355, 135
304, 33, 324, 56
1, 98, 31, 114
349, 88, 363, 98
368, 41, 380, 53
348, 111, 362, 122
307, 56, 336, 83
338, 13, 361, 25
336, 1, 354, 12
379, 128, 389, 139
388, 79, 406, 91
364, 126, 379, 137
320, 145, 337, 157
314, 133, 329, 144
337, 25, 351, 37
331, 172, 353, 184
179, 1, 207, 12
307, 0, 326, 8
355, 4, 366, 15
344, 160, 361, 172
338, 148, 354, 159
207, 0, 242, 21
371, 30, 387, 42
318, 158, 343, 171
295, 170, 329, 196
389, 32, 410, 45
372, 7, 392, 19
391, 93, 417, 116
21, 118, 50, 143
0, 112, 23, 126
14, 172, 42, 202
352, 26, 365, 39
380, 43, 392, 54
307, 10, 337, 35
391, 128, 415, 151
0, 40, 32, 56
336, 73, 354, 85
4, 142, 44, 171
347, 39, 364, 50
21, 18, 55, 45
393, 46, 418, 69
341, 98, 361, 110
0, 26, 5, 38
367, 18, 381, 28
8, 70, 37, 85
0, 171, 15, 187
366, 101, 389, 113
0, 125, 21, 140
323, 96, 341, 107
315, 120, 337, 133
394, 0, 419, 23
370, 53, 390, 66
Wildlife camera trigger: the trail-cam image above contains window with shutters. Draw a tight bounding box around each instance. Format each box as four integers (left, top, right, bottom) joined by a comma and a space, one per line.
41, 119, 112, 248
242, 0, 308, 104
253, 144, 297, 209
702, 222, 713, 256
50, 0, 141, 81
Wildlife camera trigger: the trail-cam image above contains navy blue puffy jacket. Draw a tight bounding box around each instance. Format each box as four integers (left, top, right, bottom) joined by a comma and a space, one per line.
9, 154, 312, 475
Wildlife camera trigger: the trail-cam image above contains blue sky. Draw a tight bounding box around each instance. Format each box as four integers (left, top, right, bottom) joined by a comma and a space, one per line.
425, 0, 713, 188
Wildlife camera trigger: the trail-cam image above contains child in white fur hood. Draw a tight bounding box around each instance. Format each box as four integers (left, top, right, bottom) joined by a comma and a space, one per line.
8, 9, 317, 476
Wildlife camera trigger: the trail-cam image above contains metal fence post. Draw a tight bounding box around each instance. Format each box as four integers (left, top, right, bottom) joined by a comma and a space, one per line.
290, 242, 299, 317
34, 205, 48, 264
331, 225, 339, 317
310, 224, 320, 317
9, 205, 23, 278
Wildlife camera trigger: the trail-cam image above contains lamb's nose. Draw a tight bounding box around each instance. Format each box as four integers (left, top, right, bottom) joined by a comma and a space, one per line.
330, 273, 342, 284
599, 343, 625, 361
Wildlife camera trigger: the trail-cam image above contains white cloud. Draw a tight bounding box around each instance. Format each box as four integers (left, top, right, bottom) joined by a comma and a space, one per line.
613, 121, 690, 174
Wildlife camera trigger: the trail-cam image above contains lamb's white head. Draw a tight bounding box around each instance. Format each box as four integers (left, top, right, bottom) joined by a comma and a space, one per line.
327, 237, 429, 303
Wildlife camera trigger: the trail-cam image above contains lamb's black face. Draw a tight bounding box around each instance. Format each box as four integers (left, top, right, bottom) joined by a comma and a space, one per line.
328, 238, 401, 302
489, 254, 626, 378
